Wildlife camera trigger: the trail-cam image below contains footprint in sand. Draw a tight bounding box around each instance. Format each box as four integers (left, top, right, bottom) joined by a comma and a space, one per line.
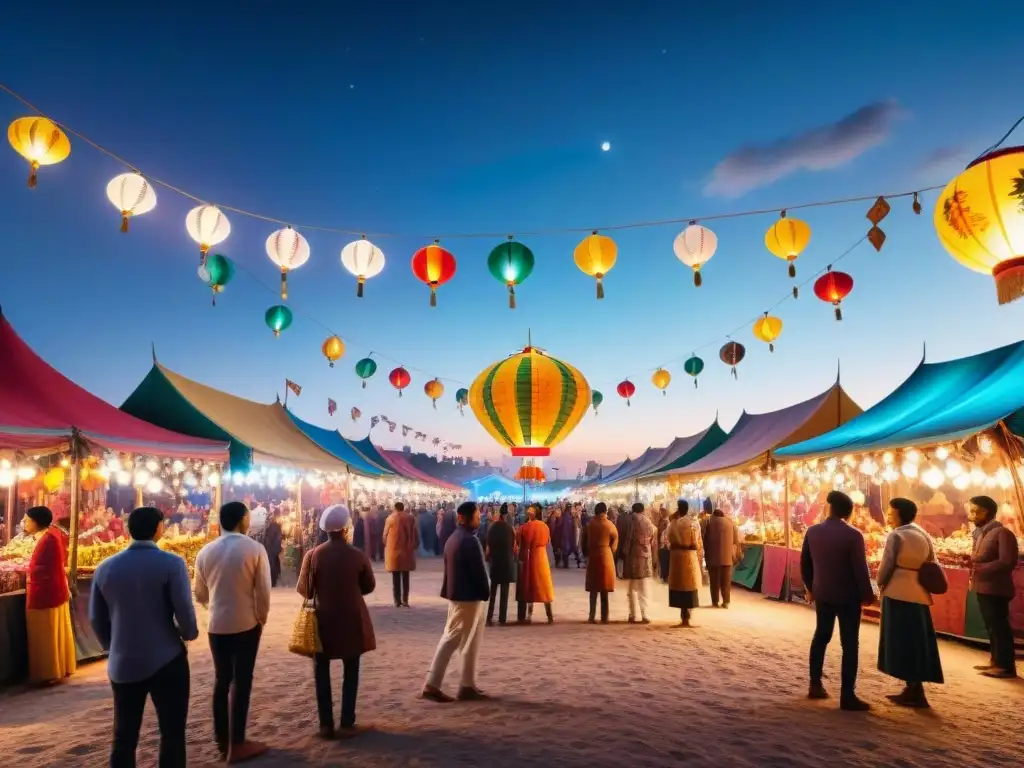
66, 744, 97, 756
16, 745, 44, 755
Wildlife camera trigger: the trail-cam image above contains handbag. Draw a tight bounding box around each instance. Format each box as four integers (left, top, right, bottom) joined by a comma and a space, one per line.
918, 561, 948, 595
288, 594, 321, 657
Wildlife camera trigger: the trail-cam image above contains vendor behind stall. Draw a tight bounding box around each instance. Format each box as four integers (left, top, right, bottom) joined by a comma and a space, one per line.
23, 505, 76, 685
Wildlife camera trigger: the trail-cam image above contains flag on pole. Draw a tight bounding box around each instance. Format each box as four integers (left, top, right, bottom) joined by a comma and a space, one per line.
327, 398, 337, 416
286, 380, 302, 397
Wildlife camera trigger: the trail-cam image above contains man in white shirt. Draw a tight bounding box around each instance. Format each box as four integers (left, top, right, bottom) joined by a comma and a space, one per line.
194, 501, 272, 763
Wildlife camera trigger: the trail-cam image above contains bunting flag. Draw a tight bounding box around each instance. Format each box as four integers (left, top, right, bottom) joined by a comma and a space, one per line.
387, 420, 396, 433
402, 425, 412, 437
286, 379, 302, 397
415, 431, 427, 441
327, 398, 337, 416
371, 416, 380, 428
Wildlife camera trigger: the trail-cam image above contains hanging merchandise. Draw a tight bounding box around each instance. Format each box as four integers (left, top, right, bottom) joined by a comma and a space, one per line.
455, 387, 469, 415
765, 211, 811, 297
106, 172, 156, 232
719, 341, 745, 379
487, 237, 535, 308
424, 378, 444, 409
389, 366, 411, 397
350, 407, 361, 422
265, 227, 310, 301
573, 231, 617, 299
683, 354, 705, 388
616, 379, 636, 406
813, 267, 854, 320
934, 146, 1024, 305
186, 204, 230, 264
321, 335, 345, 367
264, 305, 293, 337
651, 368, 671, 395
354, 356, 377, 388
340, 236, 386, 297
197, 253, 235, 305
591, 390, 604, 415
7, 116, 71, 187
411, 240, 456, 306
752, 313, 783, 352
673, 223, 717, 287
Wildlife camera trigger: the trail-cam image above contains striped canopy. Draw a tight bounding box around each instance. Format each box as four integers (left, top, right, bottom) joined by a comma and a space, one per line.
469, 345, 590, 456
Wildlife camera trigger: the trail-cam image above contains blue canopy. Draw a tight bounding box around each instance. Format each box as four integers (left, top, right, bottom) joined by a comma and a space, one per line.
286, 410, 393, 476
464, 473, 527, 499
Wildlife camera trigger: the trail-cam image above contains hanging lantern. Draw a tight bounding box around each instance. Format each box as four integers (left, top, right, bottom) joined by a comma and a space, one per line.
197, 253, 235, 305
340, 237, 386, 297
43, 467, 66, 493
514, 465, 546, 483
264, 305, 293, 337
7, 117, 71, 188
424, 378, 444, 409
354, 357, 377, 388
813, 267, 854, 321
765, 211, 811, 296
186, 204, 230, 263
673, 223, 718, 287
106, 172, 156, 232
455, 387, 469, 415
651, 368, 671, 395
573, 231, 617, 299
752, 313, 783, 352
321, 335, 345, 367
487, 238, 535, 308
934, 147, 1024, 305
719, 341, 745, 379
411, 241, 456, 306
389, 366, 411, 397
350, 407, 361, 422
683, 355, 704, 388
266, 227, 311, 301
616, 379, 636, 406
591, 390, 604, 415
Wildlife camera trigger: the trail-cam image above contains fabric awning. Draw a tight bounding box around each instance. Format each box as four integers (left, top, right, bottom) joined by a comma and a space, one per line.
381, 450, 462, 491
285, 410, 393, 477
599, 421, 729, 484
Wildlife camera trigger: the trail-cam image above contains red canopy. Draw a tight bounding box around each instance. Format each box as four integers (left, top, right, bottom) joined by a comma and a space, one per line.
381, 450, 462, 491
0, 310, 229, 460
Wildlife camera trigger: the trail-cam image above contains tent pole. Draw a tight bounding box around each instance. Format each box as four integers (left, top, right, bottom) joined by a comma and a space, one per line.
3, 481, 12, 546
782, 464, 791, 601
212, 464, 223, 538
68, 441, 82, 584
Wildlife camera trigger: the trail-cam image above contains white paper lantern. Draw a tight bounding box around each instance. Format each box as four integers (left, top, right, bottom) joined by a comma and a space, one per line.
106, 172, 157, 232
340, 237, 386, 297
266, 227, 311, 300
186, 204, 230, 262
673, 223, 718, 287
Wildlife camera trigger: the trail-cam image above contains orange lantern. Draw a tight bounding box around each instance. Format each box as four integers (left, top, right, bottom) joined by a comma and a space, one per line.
411, 240, 457, 306
752, 313, 783, 352
321, 335, 345, 367
424, 378, 444, 409
651, 368, 671, 395
573, 231, 617, 299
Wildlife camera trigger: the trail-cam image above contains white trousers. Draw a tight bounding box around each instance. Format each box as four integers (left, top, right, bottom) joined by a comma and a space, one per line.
627, 578, 651, 619
425, 600, 486, 690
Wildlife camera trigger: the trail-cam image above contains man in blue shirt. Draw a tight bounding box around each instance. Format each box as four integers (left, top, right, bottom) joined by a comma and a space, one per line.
90, 506, 198, 767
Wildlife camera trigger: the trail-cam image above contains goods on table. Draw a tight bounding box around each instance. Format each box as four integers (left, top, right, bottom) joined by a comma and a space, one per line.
0, 560, 27, 593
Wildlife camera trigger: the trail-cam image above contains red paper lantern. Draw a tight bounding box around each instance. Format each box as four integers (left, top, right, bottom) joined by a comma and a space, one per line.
813, 267, 854, 321
616, 379, 636, 407
411, 240, 457, 306
719, 341, 746, 379
388, 366, 411, 397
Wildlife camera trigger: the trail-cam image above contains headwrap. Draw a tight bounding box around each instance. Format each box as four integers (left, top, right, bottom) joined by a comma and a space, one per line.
320, 504, 352, 533
25, 506, 53, 528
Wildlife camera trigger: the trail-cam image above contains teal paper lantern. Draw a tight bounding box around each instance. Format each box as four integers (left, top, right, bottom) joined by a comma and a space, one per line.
197, 253, 235, 306
486, 239, 535, 308
591, 390, 604, 415
455, 387, 469, 414
354, 357, 378, 388
265, 305, 293, 337
683, 355, 704, 388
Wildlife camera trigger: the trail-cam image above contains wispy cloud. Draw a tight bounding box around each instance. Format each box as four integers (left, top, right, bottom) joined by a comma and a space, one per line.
914, 146, 969, 183
704, 100, 902, 198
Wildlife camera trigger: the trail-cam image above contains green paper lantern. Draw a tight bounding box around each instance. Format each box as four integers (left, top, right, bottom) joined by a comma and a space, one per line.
683, 355, 704, 388
486, 239, 535, 309
354, 357, 377, 389
265, 305, 293, 337
198, 253, 235, 306
591, 390, 603, 415
455, 387, 469, 414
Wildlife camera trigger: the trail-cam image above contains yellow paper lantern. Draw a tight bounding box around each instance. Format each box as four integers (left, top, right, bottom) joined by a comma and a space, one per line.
321, 335, 345, 367
752, 313, 783, 352
934, 147, 1024, 305
43, 466, 66, 492
765, 212, 811, 281
8, 117, 71, 188
424, 378, 444, 409
651, 368, 671, 395
574, 231, 617, 299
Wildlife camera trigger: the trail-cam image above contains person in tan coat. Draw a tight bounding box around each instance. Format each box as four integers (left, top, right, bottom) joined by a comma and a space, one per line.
666, 501, 703, 628
383, 501, 420, 608
703, 508, 742, 608
582, 502, 618, 623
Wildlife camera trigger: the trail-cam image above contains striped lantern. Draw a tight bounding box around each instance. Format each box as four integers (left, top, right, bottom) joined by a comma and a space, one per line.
468, 343, 590, 457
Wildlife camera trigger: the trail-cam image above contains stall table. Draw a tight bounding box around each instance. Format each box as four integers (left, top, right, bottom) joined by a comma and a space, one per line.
732, 542, 763, 590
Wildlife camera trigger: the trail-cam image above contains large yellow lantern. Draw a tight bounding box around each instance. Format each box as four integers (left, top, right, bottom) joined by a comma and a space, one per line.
8, 117, 71, 188
574, 231, 617, 299
469, 342, 590, 456
934, 147, 1024, 305
752, 312, 783, 352
321, 335, 345, 367
765, 212, 811, 288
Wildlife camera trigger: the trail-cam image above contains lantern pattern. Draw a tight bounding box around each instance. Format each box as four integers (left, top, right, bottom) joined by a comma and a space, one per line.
197, 253, 235, 305
340, 237, 386, 297
106, 172, 156, 232
591, 390, 604, 415
765, 212, 811, 295
934, 147, 1024, 305
683, 355, 704, 388
468, 343, 590, 457
351, 407, 361, 422
752, 313, 783, 352
616, 379, 636, 406
264, 305, 293, 337
487, 238, 535, 308
389, 366, 411, 397
186, 204, 230, 263
424, 378, 444, 409
354, 357, 377, 388
514, 465, 546, 483
813, 267, 854, 321
411, 241, 456, 306
8, 117, 71, 187
573, 231, 617, 299
673, 223, 718, 287
651, 368, 671, 395
720, 341, 745, 379
321, 335, 345, 367
266, 227, 311, 301
455, 387, 469, 415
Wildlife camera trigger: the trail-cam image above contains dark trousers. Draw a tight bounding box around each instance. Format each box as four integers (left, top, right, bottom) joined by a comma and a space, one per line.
977, 593, 1017, 672
391, 571, 410, 606
314, 654, 361, 728
110, 652, 189, 768
488, 581, 509, 623
559, 551, 581, 568
269, 553, 281, 587
809, 601, 862, 696
517, 601, 553, 621
709, 565, 733, 605
209, 624, 262, 751
588, 591, 609, 621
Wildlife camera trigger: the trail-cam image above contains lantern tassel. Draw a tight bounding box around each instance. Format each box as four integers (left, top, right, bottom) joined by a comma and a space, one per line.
120, 212, 130, 233
912, 192, 922, 215
788, 262, 796, 279
329, 362, 334, 368
357, 277, 365, 298
508, 283, 516, 309
662, 390, 667, 396
273, 329, 280, 338
769, 343, 775, 353
280, 272, 288, 301
731, 366, 738, 379
627, 399, 631, 407
200, 245, 209, 265
211, 291, 217, 307
398, 390, 403, 398
792, 286, 799, 299
834, 305, 843, 321
994, 258, 1024, 305
694, 270, 702, 288
430, 285, 437, 307
361, 381, 367, 389
596, 274, 605, 300
28, 160, 39, 189
694, 379, 698, 389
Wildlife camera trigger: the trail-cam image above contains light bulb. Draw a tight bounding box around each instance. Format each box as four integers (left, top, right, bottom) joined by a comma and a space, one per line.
17, 466, 36, 480
882, 451, 894, 465
115, 470, 131, 486
232, 471, 244, 486
945, 459, 963, 478
921, 465, 944, 489
906, 449, 922, 465
171, 460, 185, 474
858, 458, 879, 476
207, 472, 220, 487
995, 468, 1013, 490
882, 467, 900, 483
145, 460, 159, 473
0, 469, 13, 487
978, 436, 994, 455
952, 475, 970, 491
133, 470, 150, 487
935, 446, 950, 461
902, 460, 919, 479
146, 477, 163, 494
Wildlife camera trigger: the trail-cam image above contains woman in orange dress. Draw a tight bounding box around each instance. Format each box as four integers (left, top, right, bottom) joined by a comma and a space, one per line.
24, 506, 76, 684
515, 503, 555, 624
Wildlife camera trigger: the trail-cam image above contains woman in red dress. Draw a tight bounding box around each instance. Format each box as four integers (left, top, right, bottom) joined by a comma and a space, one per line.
24, 506, 76, 684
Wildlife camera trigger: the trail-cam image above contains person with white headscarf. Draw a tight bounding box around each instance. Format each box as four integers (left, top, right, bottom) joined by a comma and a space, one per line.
297, 504, 377, 740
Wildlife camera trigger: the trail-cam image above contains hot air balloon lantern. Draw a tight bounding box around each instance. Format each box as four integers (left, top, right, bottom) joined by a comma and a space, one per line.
106, 172, 156, 232
424, 378, 444, 409
934, 146, 1024, 305
591, 390, 604, 415
411, 240, 456, 306
765, 211, 811, 297
752, 312, 783, 352
683, 354, 705, 388
197, 253, 235, 305
455, 387, 469, 415
186, 204, 230, 264
813, 267, 854, 321
652, 368, 671, 396
321, 335, 345, 367
469, 342, 590, 457
264, 305, 293, 337
673, 222, 718, 287
350, 407, 361, 422
340, 237, 386, 297
354, 357, 377, 388
616, 379, 636, 407
720, 341, 746, 379
8, 117, 71, 188
266, 227, 311, 301
389, 366, 411, 397
487, 237, 535, 308
514, 465, 546, 483
573, 231, 617, 299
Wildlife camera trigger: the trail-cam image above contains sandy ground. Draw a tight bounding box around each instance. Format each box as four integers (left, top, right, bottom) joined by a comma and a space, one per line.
1, 558, 1021, 768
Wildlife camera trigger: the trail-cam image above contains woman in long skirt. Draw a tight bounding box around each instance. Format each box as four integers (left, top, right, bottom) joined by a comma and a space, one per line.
666, 501, 703, 628
23, 506, 76, 684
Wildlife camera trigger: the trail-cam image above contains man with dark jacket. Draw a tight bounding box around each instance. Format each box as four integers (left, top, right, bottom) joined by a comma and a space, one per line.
422, 502, 490, 703
800, 490, 873, 712
969, 495, 1019, 679
485, 504, 516, 625
704, 508, 741, 608
263, 512, 283, 588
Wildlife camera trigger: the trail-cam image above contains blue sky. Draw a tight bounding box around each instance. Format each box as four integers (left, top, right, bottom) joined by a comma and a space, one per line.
1, 1, 1023, 475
